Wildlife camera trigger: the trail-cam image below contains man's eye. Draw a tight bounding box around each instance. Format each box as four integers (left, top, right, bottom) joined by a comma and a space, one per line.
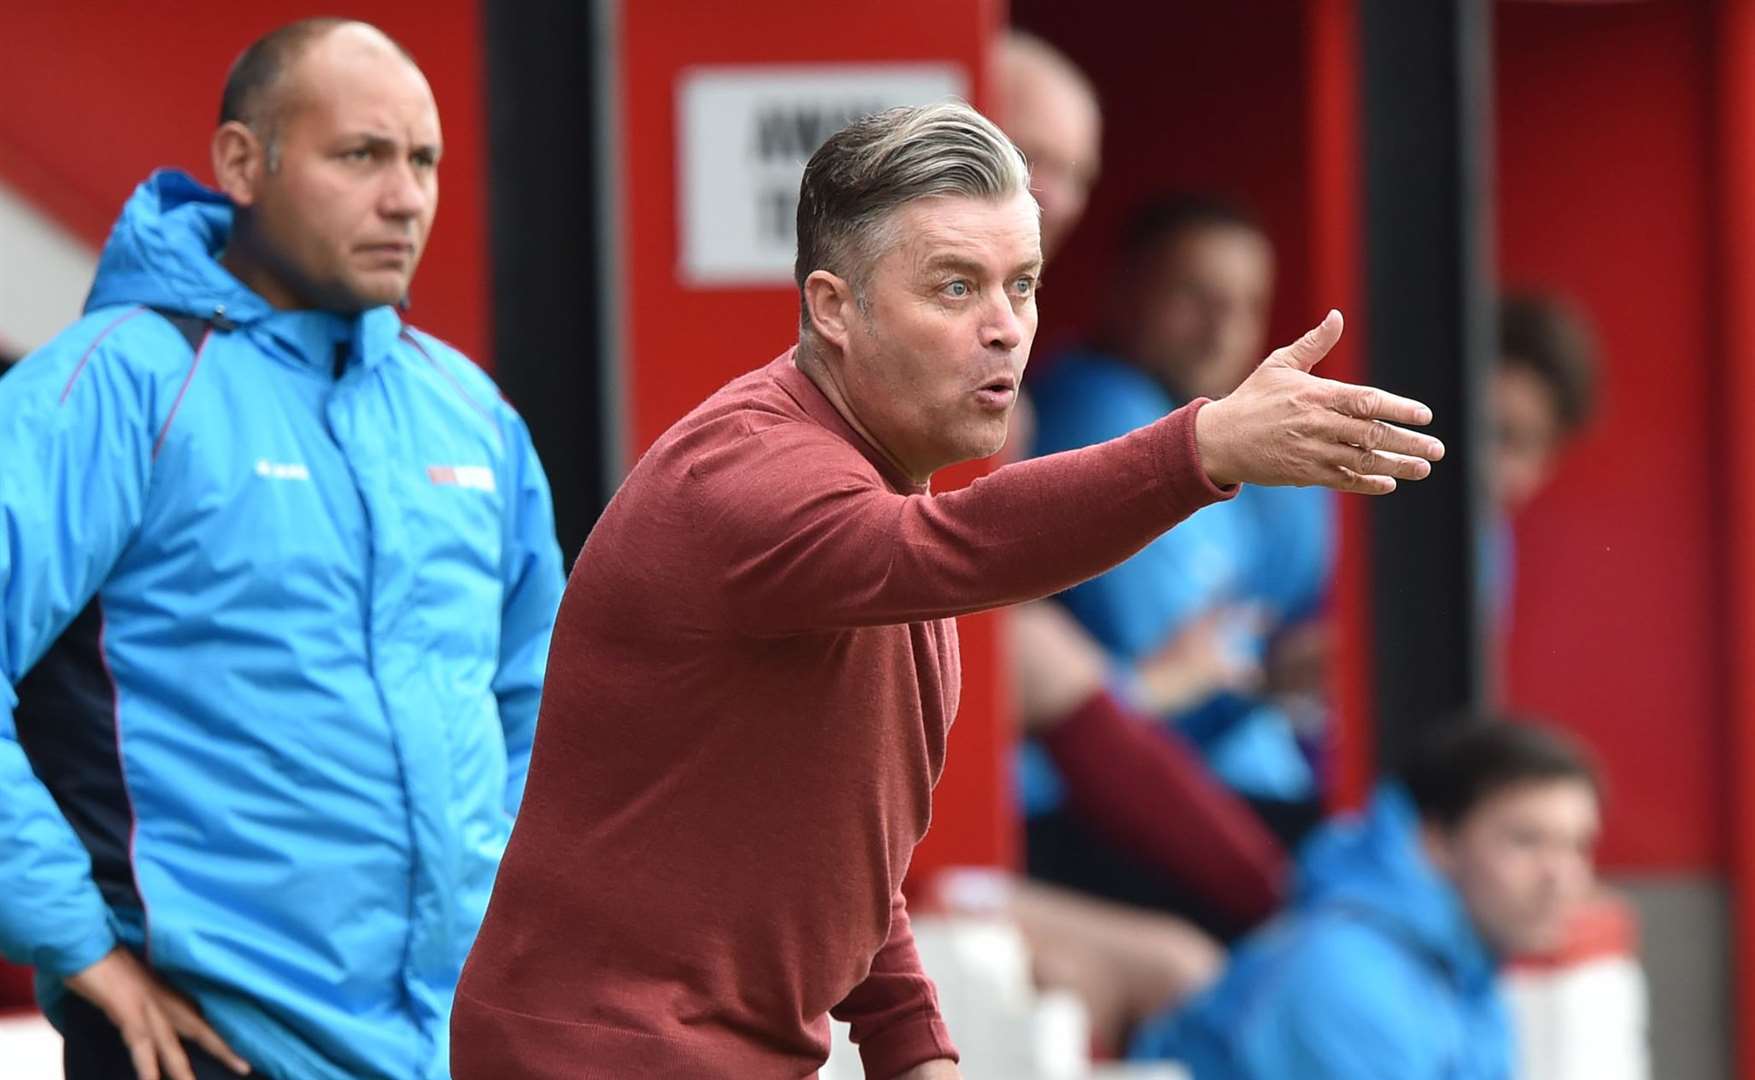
944, 281, 971, 298
1012, 276, 1037, 297
341, 147, 373, 162
412, 151, 438, 169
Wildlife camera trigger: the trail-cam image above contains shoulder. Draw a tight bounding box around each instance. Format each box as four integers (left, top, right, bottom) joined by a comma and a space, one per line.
1232, 913, 1451, 1066
394, 325, 544, 459
397, 325, 515, 416
3, 306, 210, 417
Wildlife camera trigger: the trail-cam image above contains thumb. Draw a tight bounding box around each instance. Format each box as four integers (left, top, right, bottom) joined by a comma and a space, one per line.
1268, 309, 1344, 373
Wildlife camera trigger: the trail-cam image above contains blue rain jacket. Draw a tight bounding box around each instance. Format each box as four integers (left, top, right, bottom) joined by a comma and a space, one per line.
1131, 785, 1513, 1079
0, 170, 564, 1079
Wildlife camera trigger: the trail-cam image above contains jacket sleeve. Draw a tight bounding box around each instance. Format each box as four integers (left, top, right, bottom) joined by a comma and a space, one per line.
493, 409, 565, 816
830, 890, 958, 1079
0, 312, 163, 977
697, 401, 1234, 636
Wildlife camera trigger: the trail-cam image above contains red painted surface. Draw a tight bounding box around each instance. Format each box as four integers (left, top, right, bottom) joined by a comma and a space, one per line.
0, 3, 490, 365
1014, 0, 1727, 875
1497, 1, 1722, 871
615, 0, 1014, 877
1305, 0, 1374, 813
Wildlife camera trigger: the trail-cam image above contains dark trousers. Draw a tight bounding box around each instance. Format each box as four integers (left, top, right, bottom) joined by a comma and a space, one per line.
60, 989, 238, 1080
1026, 795, 1325, 942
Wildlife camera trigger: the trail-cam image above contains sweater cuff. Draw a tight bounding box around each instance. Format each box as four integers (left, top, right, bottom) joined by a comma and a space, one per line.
857, 1015, 959, 1080
1161, 399, 1239, 510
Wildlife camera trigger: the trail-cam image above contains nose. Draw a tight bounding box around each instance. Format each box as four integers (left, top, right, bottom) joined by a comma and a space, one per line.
379, 161, 431, 221
982, 293, 1025, 352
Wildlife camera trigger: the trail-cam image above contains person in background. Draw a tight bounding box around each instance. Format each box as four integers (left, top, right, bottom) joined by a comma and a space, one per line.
1132, 717, 1602, 1079
987, 32, 1291, 1051
1023, 195, 1337, 919
0, 19, 564, 1080
1485, 292, 1600, 624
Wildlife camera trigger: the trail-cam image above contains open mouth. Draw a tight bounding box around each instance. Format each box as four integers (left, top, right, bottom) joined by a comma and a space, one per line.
974, 379, 1017, 408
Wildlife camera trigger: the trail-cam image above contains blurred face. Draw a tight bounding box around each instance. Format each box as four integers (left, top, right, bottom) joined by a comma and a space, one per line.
1425, 779, 1600, 957
228, 26, 441, 312
824, 191, 1042, 482
1492, 365, 1565, 515
1125, 224, 1274, 401
1000, 65, 1100, 261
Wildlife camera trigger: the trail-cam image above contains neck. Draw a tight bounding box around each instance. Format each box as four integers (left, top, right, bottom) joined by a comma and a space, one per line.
792, 342, 928, 486
221, 221, 304, 311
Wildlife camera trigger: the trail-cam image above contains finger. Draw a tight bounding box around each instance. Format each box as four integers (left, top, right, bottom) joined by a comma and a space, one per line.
121, 1014, 163, 1080
1321, 442, 1433, 482
146, 1000, 198, 1080
1329, 465, 1397, 496
1266, 309, 1344, 373
1327, 415, 1445, 462
1327, 380, 1435, 428
162, 994, 252, 1075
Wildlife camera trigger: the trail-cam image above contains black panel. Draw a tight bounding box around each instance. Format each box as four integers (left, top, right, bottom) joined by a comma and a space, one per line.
482, 0, 612, 565
1359, 0, 1497, 771
14, 599, 142, 910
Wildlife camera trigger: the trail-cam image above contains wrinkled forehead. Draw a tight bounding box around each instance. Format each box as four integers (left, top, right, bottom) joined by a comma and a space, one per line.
889, 192, 1042, 271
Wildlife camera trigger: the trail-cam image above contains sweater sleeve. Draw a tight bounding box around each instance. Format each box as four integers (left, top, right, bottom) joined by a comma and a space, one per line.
830, 890, 958, 1079
696, 400, 1234, 635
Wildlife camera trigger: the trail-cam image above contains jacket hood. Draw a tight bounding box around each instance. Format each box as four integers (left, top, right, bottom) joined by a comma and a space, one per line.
85, 169, 275, 325
83, 169, 404, 365
1293, 784, 1499, 990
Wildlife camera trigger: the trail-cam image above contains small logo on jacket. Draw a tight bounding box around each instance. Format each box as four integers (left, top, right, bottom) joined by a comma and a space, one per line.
255, 459, 310, 481
428, 465, 496, 492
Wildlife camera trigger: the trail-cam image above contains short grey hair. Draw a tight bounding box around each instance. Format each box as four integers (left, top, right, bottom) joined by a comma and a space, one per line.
794, 102, 1032, 336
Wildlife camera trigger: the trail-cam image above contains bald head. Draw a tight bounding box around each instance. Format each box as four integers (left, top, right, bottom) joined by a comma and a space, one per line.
995, 31, 1101, 260
220, 19, 421, 161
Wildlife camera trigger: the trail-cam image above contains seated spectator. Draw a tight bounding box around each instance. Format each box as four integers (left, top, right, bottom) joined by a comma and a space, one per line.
1021, 195, 1335, 875
1130, 717, 1602, 1078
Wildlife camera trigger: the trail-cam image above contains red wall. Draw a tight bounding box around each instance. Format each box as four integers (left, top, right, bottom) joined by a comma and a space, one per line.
1016, 0, 1726, 874
1497, 1, 1722, 871
0, 2, 490, 365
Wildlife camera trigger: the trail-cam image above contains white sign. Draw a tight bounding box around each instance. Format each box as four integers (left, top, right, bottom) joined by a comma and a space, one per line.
677, 63, 968, 287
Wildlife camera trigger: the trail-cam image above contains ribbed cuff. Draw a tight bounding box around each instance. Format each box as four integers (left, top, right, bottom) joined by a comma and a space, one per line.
857, 1015, 959, 1080
1160, 399, 1239, 510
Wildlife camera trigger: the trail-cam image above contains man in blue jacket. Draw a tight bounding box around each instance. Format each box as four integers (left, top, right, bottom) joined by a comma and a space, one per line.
1131, 719, 1603, 1078
0, 18, 564, 1080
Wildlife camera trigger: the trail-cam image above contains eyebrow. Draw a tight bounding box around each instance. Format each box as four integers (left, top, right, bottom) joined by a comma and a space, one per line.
919, 253, 1043, 278
341, 132, 443, 157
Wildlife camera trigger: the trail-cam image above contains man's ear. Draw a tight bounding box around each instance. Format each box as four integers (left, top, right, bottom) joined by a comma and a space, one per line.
803, 270, 857, 352
212, 121, 267, 207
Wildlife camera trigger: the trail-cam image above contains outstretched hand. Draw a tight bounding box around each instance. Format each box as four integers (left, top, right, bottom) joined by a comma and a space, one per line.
1194, 310, 1444, 494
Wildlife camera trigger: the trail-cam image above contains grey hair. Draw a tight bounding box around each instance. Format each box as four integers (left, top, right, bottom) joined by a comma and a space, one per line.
794, 102, 1032, 338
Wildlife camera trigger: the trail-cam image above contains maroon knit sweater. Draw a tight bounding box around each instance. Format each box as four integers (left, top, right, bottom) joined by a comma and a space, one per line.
452, 352, 1231, 1079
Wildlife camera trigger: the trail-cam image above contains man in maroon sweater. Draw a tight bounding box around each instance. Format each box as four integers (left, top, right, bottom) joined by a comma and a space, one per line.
452, 103, 1443, 1079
